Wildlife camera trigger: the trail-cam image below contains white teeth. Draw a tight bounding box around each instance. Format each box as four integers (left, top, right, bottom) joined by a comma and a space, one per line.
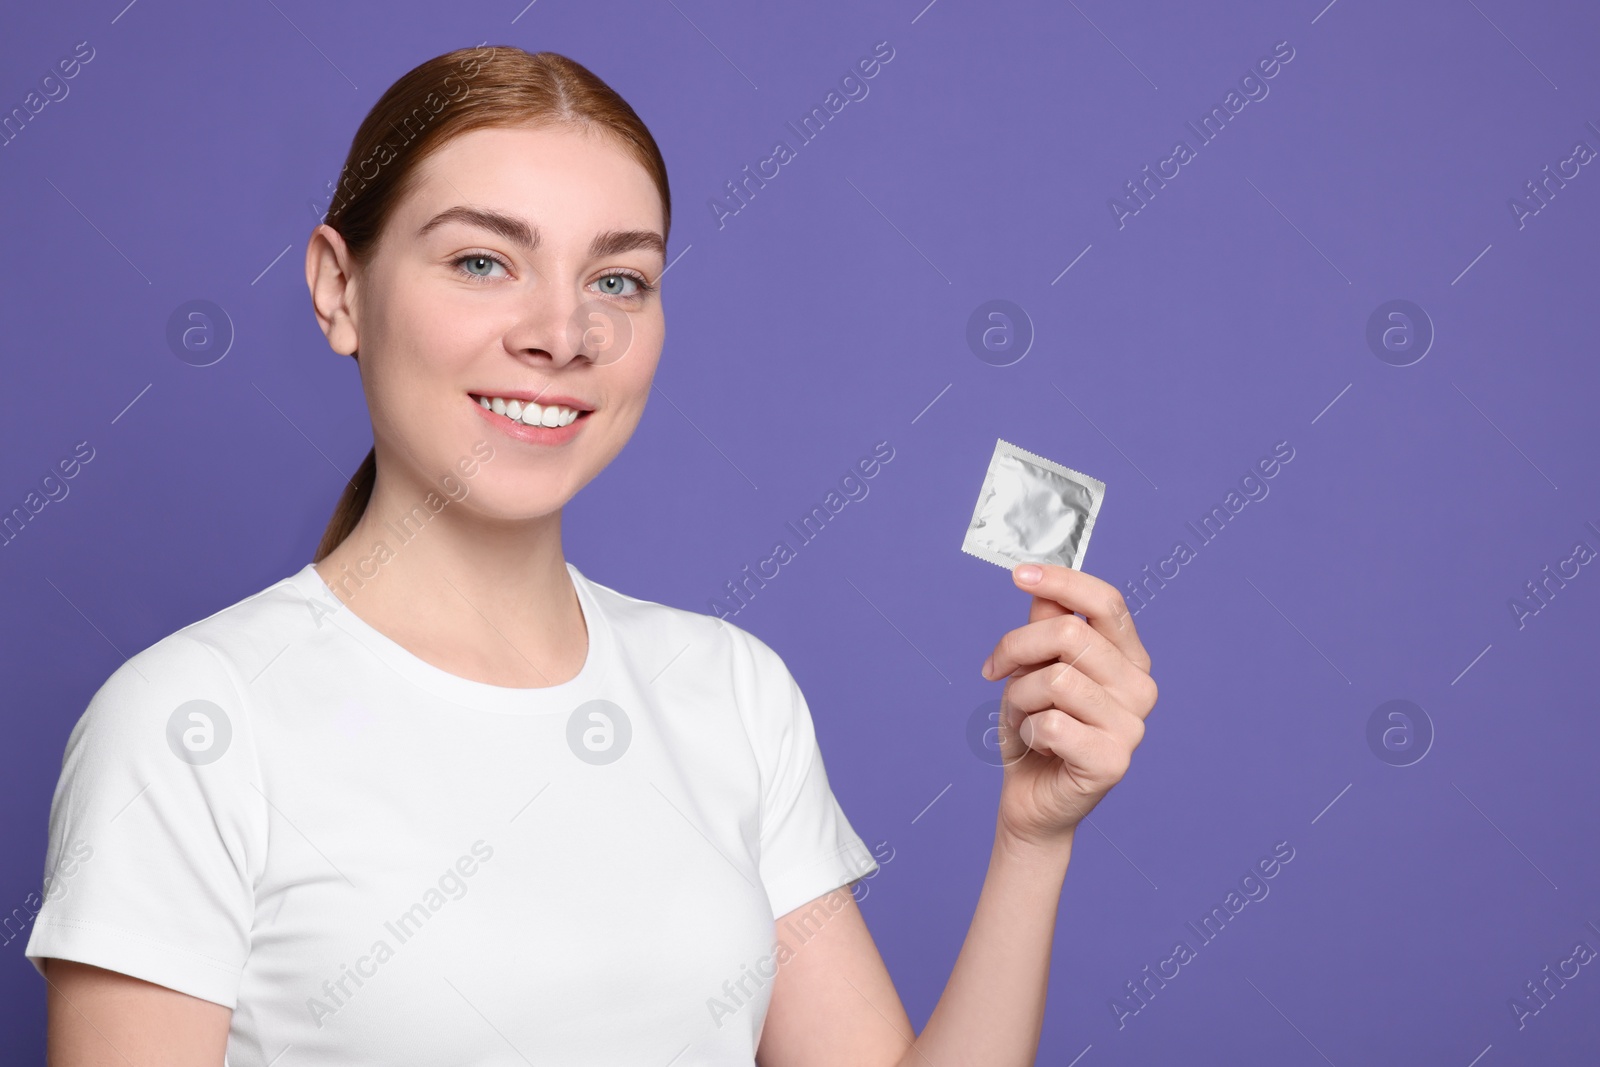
475, 395, 583, 428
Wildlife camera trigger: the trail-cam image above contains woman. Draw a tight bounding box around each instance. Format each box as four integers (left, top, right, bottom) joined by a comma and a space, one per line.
28, 45, 1157, 1065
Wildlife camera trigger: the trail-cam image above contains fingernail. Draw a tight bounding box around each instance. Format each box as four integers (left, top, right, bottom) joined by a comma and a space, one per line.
1016, 564, 1042, 584
981, 654, 994, 680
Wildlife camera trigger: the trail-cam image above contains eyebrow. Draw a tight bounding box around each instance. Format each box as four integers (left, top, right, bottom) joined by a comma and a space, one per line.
416, 206, 666, 261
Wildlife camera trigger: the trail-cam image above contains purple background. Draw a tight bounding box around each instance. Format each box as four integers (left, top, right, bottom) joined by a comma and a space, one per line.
4, 0, 1598, 1062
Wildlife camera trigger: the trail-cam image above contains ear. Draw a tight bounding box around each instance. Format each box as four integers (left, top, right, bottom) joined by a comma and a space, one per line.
306, 224, 360, 360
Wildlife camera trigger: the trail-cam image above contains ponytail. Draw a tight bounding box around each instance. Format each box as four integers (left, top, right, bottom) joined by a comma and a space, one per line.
314, 447, 376, 562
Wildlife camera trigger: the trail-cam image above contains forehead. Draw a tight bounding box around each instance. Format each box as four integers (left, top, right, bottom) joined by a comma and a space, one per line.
403, 124, 663, 236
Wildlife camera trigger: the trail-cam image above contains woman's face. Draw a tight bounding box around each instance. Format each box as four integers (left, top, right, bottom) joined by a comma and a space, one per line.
327, 123, 666, 521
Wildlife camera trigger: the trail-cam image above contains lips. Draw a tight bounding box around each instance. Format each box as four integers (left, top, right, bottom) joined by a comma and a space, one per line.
469, 393, 590, 444
469, 390, 594, 412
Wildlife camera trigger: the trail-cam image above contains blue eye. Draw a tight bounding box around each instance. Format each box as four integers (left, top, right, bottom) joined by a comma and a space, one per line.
453, 253, 509, 281
594, 271, 656, 298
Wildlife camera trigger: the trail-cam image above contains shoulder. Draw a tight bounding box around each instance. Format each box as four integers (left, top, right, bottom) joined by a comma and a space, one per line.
576, 565, 782, 661
167, 567, 330, 681
72, 568, 317, 742
574, 565, 797, 689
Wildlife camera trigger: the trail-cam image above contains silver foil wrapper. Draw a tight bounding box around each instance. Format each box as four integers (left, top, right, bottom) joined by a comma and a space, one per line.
961, 439, 1106, 571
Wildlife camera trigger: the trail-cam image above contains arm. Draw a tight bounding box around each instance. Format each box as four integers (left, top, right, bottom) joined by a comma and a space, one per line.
899, 825, 1073, 1065
44, 958, 232, 1066
27, 634, 263, 1064
758, 563, 1156, 1066
758, 828, 1072, 1067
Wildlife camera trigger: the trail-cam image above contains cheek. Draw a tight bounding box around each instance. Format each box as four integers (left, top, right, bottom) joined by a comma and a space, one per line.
359, 319, 490, 462
615, 315, 664, 386
370, 286, 487, 394
397, 294, 489, 371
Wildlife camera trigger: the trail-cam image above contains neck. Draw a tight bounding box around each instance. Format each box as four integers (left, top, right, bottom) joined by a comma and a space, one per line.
312, 461, 588, 689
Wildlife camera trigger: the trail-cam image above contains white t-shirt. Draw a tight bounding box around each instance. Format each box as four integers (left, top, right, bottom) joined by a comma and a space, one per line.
25, 560, 878, 1065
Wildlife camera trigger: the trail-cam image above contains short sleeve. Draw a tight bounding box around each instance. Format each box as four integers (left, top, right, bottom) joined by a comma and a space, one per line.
734, 630, 879, 920
24, 632, 267, 1009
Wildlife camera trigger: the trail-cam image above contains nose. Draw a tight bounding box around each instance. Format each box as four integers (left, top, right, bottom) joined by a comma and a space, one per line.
503, 284, 592, 369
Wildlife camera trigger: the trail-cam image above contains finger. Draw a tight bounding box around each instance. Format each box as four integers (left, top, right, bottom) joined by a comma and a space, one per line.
995, 698, 1100, 776
1010, 563, 1152, 674
984, 610, 1136, 693
1004, 660, 1146, 744
1005, 706, 1133, 787
1003, 703, 1096, 763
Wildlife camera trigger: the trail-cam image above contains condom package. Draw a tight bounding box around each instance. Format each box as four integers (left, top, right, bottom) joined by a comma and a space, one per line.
961, 439, 1106, 572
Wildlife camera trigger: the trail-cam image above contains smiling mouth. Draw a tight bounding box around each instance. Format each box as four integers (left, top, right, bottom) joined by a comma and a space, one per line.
470, 393, 592, 428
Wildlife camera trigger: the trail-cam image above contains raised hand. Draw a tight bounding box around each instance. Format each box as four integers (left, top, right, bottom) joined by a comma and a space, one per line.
980, 562, 1158, 850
